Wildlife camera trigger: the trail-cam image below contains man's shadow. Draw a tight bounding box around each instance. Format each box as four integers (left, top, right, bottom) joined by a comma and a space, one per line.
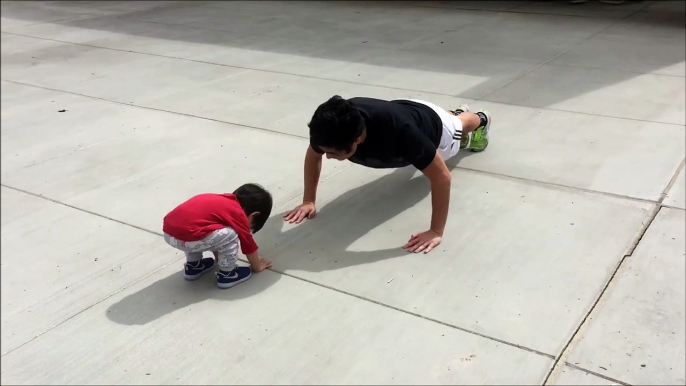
257, 153, 472, 273
105, 153, 470, 326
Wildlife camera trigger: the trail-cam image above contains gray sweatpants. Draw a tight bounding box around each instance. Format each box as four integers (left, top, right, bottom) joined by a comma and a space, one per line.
163, 227, 239, 272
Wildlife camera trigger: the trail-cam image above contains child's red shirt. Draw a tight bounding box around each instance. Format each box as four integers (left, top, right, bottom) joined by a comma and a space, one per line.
163, 193, 258, 255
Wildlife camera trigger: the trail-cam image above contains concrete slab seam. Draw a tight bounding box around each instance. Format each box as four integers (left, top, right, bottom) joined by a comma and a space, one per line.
542, 62, 686, 79
658, 157, 686, 203
545, 151, 677, 382
541, 203, 663, 385
1, 183, 556, 361
0, 30, 467, 99
261, 267, 557, 360
446, 165, 660, 205
2, 15, 100, 30
414, 1, 651, 19
563, 363, 632, 386
2, 32, 684, 126
0, 253, 184, 357
21, 137, 120, 169
661, 204, 686, 211
475, 17, 620, 102
1, 79, 673, 205
3, 1, 681, 382
0, 78, 307, 141
1, 184, 164, 238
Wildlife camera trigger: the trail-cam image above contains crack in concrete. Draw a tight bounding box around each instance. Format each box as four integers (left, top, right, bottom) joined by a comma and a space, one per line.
540, 6, 674, 383
542, 158, 685, 385
542, 203, 661, 385
563, 363, 631, 386
474, 7, 621, 103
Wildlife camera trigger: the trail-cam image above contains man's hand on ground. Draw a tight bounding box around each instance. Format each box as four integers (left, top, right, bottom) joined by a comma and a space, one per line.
283, 201, 317, 224
403, 230, 442, 254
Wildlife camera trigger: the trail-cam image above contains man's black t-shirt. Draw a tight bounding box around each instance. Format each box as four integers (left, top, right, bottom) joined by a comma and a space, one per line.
310, 98, 443, 170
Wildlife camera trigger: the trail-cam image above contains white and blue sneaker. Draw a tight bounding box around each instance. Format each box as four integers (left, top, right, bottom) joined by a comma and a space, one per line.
450, 104, 470, 116
184, 258, 215, 280
216, 267, 252, 289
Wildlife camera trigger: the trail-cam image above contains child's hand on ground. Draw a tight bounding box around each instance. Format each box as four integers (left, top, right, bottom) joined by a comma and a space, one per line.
403, 230, 442, 254
252, 257, 273, 273
283, 201, 317, 224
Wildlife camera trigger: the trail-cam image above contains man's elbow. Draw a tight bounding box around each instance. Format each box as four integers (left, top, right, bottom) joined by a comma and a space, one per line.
431, 170, 452, 186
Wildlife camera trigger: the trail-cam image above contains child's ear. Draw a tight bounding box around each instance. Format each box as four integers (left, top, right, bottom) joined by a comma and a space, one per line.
248, 212, 260, 222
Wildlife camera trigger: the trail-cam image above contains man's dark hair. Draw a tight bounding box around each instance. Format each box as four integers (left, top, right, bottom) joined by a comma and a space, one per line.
233, 183, 272, 233
309, 95, 364, 152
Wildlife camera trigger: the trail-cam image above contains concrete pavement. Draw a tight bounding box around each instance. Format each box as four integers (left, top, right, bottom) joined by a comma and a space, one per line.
1, 1, 684, 384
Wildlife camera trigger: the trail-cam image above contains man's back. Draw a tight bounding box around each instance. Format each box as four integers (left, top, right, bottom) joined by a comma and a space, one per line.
311, 97, 442, 169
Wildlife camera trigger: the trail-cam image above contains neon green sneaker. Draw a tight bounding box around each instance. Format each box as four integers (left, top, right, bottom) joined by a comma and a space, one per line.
466, 110, 491, 152
448, 105, 473, 150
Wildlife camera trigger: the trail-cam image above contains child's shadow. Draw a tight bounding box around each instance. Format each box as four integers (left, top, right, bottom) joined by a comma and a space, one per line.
105, 260, 282, 326
258, 153, 472, 273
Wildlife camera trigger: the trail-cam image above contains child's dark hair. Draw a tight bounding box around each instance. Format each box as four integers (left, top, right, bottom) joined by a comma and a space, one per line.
309, 95, 364, 153
233, 183, 272, 233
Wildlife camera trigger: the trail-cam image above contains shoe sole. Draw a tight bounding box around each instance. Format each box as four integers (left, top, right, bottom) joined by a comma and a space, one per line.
470, 110, 491, 152
217, 271, 252, 289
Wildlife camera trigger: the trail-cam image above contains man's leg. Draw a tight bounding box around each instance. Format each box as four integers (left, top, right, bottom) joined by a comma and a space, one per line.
449, 106, 491, 152
407, 98, 492, 158
450, 108, 480, 134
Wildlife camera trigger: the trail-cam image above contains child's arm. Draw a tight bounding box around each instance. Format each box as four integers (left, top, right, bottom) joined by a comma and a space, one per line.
246, 251, 272, 273
284, 146, 322, 223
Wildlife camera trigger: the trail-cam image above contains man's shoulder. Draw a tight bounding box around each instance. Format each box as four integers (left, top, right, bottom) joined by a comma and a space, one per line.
348, 97, 391, 109
348, 96, 389, 103
349, 97, 403, 124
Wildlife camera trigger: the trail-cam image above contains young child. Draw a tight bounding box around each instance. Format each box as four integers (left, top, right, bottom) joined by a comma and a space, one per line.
284, 96, 492, 254
163, 183, 273, 289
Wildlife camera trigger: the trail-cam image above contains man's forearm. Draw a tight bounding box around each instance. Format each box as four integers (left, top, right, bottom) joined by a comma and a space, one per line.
303, 147, 322, 203
429, 177, 451, 236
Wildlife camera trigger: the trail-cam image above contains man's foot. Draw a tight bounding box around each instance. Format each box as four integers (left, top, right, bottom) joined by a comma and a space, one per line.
184, 257, 215, 280
467, 110, 491, 152
449, 105, 476, 150
450, 104, 470, 116
217, 267, 252, 289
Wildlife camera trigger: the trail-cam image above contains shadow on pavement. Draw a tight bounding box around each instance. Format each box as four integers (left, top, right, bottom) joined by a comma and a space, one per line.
105, 266, 281, 325
1, 1, 683, 103
257, 152, 474, 272
104, 142, 473, 325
